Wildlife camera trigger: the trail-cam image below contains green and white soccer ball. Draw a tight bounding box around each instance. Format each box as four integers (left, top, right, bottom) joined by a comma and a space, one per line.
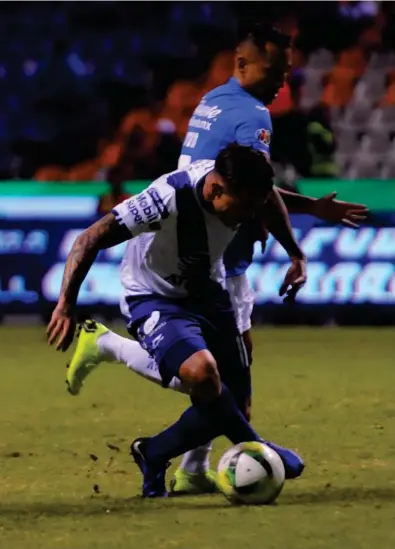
216, 441, 285, 505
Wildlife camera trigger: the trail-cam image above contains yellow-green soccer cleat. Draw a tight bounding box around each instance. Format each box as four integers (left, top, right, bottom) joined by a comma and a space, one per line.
66, 319, 109, 396
169, 468, 218, 495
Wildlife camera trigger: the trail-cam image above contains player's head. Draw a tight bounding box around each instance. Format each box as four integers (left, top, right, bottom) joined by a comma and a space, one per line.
235, 23, 292, 104
205, 143, 274, 227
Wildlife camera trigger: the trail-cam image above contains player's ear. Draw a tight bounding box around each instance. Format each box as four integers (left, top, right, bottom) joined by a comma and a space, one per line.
237, 54, 247, 74
208, 182, 224, 201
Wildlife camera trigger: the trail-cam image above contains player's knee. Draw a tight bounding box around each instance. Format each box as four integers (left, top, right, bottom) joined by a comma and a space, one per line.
179, 350, 221, 400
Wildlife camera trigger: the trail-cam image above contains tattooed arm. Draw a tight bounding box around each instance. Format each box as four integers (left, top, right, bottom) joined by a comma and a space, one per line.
47, 213, 131, 351
58, 213, 130, 308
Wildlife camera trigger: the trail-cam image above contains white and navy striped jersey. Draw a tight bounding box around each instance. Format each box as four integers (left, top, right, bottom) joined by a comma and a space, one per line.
112, 160, 238, 308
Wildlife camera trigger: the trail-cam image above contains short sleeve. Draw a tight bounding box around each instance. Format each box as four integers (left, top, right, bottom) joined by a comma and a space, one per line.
112, 176, 176, 236
235, 108, 272, 157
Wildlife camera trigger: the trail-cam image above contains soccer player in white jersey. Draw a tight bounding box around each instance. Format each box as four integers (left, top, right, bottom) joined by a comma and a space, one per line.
59, 24, 368, 495
47, 145, 305, 498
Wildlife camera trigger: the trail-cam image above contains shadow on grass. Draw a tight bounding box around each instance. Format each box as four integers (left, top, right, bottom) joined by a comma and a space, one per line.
0, 495, 229, 519
0, 486, 394, 519
281, 485, 395, 506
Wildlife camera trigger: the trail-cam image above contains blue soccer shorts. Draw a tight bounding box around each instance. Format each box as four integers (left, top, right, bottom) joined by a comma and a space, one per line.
124, 294, 251, 410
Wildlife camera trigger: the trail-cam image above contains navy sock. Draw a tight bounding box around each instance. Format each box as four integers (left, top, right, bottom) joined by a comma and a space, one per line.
145, 384, 260, 466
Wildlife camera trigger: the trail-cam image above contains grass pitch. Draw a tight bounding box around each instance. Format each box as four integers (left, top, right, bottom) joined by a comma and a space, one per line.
0, 326, 394, 549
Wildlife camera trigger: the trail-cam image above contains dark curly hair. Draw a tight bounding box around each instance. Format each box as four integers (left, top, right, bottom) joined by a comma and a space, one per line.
239, 23, 291, 52
214, 143, 274, 198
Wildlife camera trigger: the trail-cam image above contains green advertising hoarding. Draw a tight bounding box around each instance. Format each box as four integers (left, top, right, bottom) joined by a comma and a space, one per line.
0, 179, 393, 211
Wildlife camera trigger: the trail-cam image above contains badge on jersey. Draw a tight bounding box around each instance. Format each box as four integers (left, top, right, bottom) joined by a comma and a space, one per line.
255, 128, 271, 146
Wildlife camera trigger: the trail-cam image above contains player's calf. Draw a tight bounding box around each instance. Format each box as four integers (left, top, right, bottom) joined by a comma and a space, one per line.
179, 349, 222, 401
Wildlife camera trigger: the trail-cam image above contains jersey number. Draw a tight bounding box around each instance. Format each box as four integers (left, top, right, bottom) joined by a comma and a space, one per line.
184, 131, 199, 149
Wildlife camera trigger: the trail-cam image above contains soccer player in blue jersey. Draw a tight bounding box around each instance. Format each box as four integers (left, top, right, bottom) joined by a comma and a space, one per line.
55, 24, 368, 495
47, 144, 305, 497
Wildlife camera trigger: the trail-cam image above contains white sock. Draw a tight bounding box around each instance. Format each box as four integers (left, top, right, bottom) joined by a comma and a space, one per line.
98, 332, 210, 470
97, 331, 185, 393
179, 443, 212, 474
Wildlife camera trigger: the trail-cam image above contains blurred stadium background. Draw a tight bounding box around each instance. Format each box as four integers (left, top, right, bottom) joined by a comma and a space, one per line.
1, 0, 395, 325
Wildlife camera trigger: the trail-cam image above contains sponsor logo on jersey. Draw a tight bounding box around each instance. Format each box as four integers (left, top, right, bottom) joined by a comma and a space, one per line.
127, 187, 169, 227
189, 117, 212, 131
151, 334, 164, 350
194, 101, 222, 120
189, 101, 222, 131
255, 128, 271, 146
143, 310, 161, 335
147, 188, 169, 220
150, 321, 167, 337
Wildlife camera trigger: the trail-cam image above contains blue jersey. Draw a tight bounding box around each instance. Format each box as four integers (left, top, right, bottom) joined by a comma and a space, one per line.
178, 77, 272, 277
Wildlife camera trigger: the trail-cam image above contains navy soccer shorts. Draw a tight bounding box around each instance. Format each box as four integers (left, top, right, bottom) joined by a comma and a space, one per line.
125, 295, 251, 410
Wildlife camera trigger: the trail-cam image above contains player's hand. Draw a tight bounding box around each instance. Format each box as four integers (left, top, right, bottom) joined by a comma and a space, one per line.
46, 303, 76, 352
279, 257, 307, 303
312, 192, 369, 228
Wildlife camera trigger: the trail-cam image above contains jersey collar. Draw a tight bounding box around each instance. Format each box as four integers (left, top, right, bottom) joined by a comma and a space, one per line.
228, 77, 242, 90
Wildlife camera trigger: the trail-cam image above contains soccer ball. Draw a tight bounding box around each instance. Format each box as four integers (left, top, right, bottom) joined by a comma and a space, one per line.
216, 441, 285, 505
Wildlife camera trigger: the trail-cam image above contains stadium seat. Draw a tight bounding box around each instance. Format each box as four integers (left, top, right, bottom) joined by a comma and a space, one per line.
367, 51, 395, 72
291, 48, 305, 70
337, 47, 367, 78
66, 159, 100, 181
336, 128, 360, 155
380, 138, 395, 177
381, 157, 395, 178
98, 141, 124, 169
166, 80, 201, 114
328, 106, 345, 131
34, 165, 67, 181
352, 75, 386, 107
386, 138, 395, 156
346, 155, 381, 179
299, 69, 323, 109
118, 109, 157, 140
306, 49, 334, 71
334, 152, 353, 176
321, 66, 358, 107
368, 106, 395, 130
159, 80, 202, 140
359, 131, 391, 156
339, 102, 371, 131
203, 51, 234, 91
160, 80, 202, 137
379, 83, 395, 106
269, 83, 294, 116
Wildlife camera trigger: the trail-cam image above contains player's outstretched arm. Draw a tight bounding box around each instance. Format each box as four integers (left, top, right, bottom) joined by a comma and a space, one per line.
263, 188, 307, 302
265, 187, 305, 260
47, 213, 131, 351
277, 188, 368, 228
